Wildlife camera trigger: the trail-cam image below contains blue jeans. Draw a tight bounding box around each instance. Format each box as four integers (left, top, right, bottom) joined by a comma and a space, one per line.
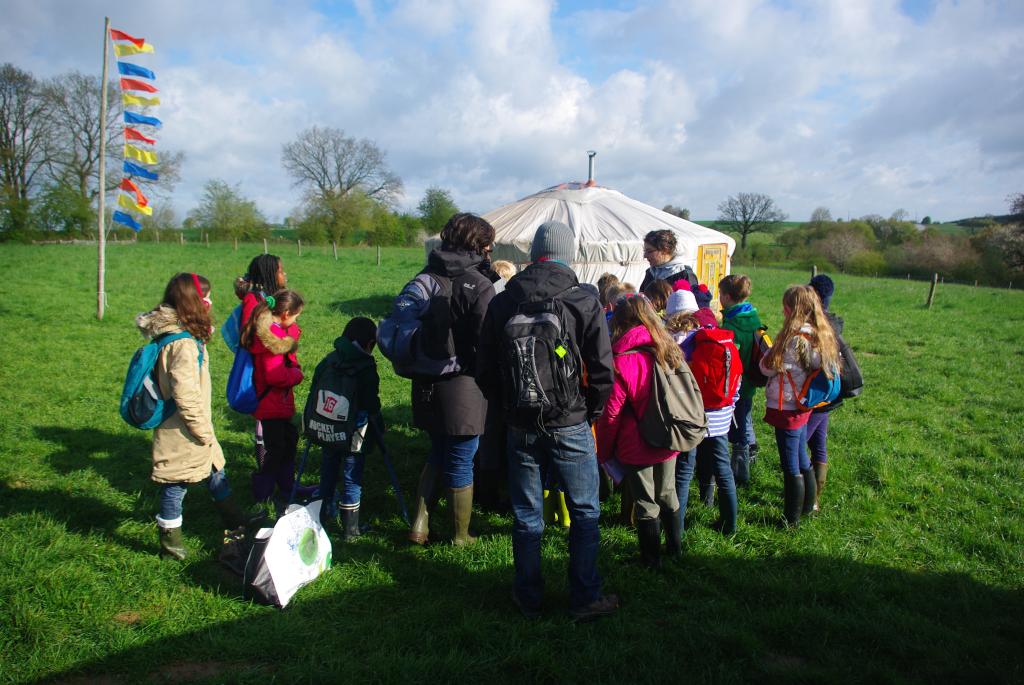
320, 448, 366, 516
428, 433, 479, 489
674, 448, 697, 531
158, 466, 231, 526
806, 412, 830, 465
507, 421, 603, 611
776, 425, 810, 475
729, 395, 757, 446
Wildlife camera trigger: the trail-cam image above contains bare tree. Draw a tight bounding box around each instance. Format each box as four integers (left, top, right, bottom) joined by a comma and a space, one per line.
662, 204, 691, 220
809, 206, 833, 225
1, 64, 52, 203
281, 126, 402, 206
716, 192, 787, 249
1008, 192, 1024, 218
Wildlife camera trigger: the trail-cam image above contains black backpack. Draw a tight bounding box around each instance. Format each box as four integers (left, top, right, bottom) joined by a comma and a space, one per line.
836, 332, 863, 399
302, 354, 360, 449
377, 271, 460, 380
500, 288, 582, 421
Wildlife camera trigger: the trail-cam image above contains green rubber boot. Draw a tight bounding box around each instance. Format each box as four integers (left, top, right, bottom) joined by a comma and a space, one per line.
159, 526, 186, 561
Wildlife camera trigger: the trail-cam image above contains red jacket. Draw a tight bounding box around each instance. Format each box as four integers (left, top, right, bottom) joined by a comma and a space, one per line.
595, 325, 680, 467
248, 309, 303, 419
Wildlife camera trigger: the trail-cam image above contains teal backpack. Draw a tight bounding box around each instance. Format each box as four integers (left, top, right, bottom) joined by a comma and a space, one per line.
120, 332, 203, 429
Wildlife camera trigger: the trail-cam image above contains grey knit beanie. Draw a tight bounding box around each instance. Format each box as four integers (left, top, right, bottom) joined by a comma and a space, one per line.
530, 220, 576, 264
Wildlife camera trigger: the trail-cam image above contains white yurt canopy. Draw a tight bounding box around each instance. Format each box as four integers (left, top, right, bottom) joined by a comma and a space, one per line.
479, 182, 735, 287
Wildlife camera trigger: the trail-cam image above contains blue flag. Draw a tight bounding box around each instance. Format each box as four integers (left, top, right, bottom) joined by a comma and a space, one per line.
124, 111, 162, 128
123, 160, 159, 180
112, 210, 142, 231
117, 61, 156, 80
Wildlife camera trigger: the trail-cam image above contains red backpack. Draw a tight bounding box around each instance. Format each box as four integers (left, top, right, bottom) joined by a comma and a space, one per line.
688, 328, 743, 409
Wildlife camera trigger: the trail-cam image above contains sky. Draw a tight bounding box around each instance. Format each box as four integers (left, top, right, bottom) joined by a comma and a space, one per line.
2, 0, 1022, 223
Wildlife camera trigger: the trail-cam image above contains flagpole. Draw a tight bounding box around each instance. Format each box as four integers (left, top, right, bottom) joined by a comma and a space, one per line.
97, 16, 110, 320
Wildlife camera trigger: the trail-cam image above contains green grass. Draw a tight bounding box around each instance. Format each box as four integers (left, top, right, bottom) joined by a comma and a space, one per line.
1, 243, 1023, 684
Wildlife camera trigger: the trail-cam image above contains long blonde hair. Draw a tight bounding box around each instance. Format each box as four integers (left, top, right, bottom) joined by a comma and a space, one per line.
765, 285, 840, 377
610, 295, 683, 370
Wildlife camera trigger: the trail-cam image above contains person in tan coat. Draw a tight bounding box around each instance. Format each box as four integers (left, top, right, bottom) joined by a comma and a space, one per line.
137, 272, 259, 562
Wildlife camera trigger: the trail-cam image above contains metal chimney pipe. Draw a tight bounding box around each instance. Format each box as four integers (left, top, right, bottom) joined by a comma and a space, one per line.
586, 150, 597, 186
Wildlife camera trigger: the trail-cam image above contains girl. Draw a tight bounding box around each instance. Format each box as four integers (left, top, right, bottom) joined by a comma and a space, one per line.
239, 254, 288, 326
240, 289, 305, 513
807, 274, 844, 510
137, 273, 256, 560
643, 279, 673, 318
595, 294, 684, 568
759, 285, 840, 527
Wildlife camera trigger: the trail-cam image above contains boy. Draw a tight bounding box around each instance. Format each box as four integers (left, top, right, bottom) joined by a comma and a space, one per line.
718, 274, 765, 486
313, 317, 383, 541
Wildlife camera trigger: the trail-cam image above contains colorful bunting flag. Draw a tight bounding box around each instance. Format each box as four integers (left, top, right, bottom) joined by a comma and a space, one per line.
117, 61, 156, 80
124, 111, 162, 128
114, 42, 155, 57
119, 178, 149, 206
124, 144, 158, 165
118, 193, 153, 216
110, 29, 146, 47
120, 77, 158, 93
124, 160, 159, 180
112, 210, 142, 231
124, 127, 156, 145
122, 93, 160, 107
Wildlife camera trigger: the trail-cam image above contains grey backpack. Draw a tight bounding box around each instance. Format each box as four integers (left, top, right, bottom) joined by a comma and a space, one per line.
618, 347, 707, 452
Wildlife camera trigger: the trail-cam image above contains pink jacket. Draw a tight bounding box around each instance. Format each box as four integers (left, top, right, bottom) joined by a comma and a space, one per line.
248, 309, 304, 419
595, 325, 680, 467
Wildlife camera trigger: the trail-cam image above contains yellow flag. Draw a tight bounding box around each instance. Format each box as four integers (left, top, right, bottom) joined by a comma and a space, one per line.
118, 193, 153, 216
114, 43, 155, 57
124, 144, 158, 165
122, 93, 160, 107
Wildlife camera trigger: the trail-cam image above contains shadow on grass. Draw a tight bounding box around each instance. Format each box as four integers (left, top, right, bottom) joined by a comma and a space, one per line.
328, 294, 393, 319
39, 534, 1024, 684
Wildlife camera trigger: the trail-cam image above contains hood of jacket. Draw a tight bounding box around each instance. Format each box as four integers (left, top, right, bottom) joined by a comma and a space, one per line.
427, 248, 485, 279
723, 303, 762, 333
612, 324, 655, 354
251, 309, 298, 355
136, 305, 183, 339
333, 335, 376, 371
649, 256, 691, 282
505, 260, 579, 303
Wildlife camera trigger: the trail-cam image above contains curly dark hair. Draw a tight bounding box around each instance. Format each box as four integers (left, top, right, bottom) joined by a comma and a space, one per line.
440, 213, 495, 256
245, 254, 282, 295
643, 229, 677, 255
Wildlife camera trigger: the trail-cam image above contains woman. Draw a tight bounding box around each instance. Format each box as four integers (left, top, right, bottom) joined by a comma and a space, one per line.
639, 229, 698, 293
408, 213, 496, 546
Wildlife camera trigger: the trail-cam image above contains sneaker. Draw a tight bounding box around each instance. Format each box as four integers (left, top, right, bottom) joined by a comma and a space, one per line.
511, 590, 542, 621
568, 594, 620, 623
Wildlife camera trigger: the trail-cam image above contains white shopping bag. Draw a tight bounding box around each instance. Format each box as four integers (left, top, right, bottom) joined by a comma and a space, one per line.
243, 499, 332, 608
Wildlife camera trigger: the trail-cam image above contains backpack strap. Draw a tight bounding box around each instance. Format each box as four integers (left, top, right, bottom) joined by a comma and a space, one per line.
154, 331, 203, 371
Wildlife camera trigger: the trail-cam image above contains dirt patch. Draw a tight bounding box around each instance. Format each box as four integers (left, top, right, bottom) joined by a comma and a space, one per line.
112, 611, 142, 625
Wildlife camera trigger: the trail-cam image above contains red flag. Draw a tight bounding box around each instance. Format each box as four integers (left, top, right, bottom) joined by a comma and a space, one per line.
124, 127, 156, 145
110, 29, 145, 47
120, 77, 158, 93
119, 177, 149, 207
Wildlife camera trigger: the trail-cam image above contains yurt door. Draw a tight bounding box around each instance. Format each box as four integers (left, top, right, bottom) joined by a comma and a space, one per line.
697, 243, 729, 299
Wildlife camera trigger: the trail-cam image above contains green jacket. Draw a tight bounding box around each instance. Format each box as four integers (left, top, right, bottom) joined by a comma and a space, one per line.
721, 303, 765, 401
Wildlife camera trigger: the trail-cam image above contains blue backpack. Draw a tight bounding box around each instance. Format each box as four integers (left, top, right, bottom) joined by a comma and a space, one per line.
787, 365, 841, 410
221, 303, 243, 354
120, 331, 202, 429
377, 272, 461, 379
227, 346, 272, 414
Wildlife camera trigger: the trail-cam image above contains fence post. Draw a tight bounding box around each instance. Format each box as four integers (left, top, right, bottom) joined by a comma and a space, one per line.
974, 280, 978, 288
811, 265, 817, 278
234, 237, 238, 251
907, 273, 910, 280
298, 239, 302, 257
180, 232, 184, 245
263, 238, 268, 255
377, 245, 381, 267
155, 229, 160, 243
333, 241, 338, 260
206, 232, 210, 248
926, 272, 938, 309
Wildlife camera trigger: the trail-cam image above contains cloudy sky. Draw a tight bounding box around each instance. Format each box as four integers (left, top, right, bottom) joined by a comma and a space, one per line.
2, 0, 1022, 223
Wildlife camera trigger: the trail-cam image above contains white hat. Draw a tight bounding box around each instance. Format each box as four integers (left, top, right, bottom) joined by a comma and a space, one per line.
666, 289, 698, 316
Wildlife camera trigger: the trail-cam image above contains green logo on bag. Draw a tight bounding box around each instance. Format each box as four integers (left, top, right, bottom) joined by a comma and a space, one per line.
298, 528, 318, 565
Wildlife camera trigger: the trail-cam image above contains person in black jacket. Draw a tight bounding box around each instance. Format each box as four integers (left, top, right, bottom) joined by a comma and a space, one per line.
638, 229, 698, 293
407, 213, 496, 547
477, 220, 619, 622
806, 274, 844, 510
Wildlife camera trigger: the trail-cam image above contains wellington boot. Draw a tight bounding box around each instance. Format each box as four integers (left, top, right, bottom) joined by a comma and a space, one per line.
619, 481, 636, 527
543, 489, 557, 524
450, 484, 477, 546
213, 496, 265, 531
699, 480, 715, 507
782, 473, 804, 528
556, 490, 571, 528
408, 463, 440, 545
637, 518, 662, 569
801, 467, 818, 516
158, 526, 187, 561
340, 507, 362, 542
813, 462, 829, 509
661, 509, 682, 557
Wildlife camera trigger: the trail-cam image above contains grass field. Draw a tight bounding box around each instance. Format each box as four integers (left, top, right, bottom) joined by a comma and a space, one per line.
1, 243, 1023, 684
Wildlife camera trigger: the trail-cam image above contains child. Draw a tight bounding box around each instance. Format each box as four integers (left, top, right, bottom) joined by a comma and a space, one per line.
490, 259, 516, 295
642, 279, 673, 317
806, 275, 843, 510
598, 272, 620, 308
240, 289, 305, 513
759, 285, 841, 527
239, 254, 288, 325
693, 283, 720, 328
718, 274, 765, 486
137, 273, 258, 561
595, 294, 684, 568
313, 317, 383, 540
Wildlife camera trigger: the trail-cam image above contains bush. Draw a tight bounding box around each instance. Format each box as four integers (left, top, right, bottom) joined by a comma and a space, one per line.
847, 251, 887, 276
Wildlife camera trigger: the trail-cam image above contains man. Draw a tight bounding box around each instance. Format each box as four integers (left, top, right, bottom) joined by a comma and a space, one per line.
477, 220, 618, 622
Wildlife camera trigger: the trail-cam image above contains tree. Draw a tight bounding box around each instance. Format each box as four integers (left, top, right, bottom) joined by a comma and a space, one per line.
1, 64, 52, 202
809, 207, 833, 226
282, 126, 402, 206
1008, 192, 1024, 219
418, 186, 458, 235
294, 190, 374, 244
32, 181, 92, 235
188, 179, 267, 241
922, 216, 932, 225
716, 192, 787, 249
662, 204, 691, 220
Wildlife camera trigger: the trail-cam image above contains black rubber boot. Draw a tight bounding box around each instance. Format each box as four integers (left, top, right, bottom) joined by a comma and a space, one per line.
801, 468, 818, 516
340, 507, 362, 542
699, 480, 715, 507
213, 496, 265, 530
782, 472, 804, 528
661, 509, 682, 557
158, 526, 186, 561
637, 518, 662, 569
